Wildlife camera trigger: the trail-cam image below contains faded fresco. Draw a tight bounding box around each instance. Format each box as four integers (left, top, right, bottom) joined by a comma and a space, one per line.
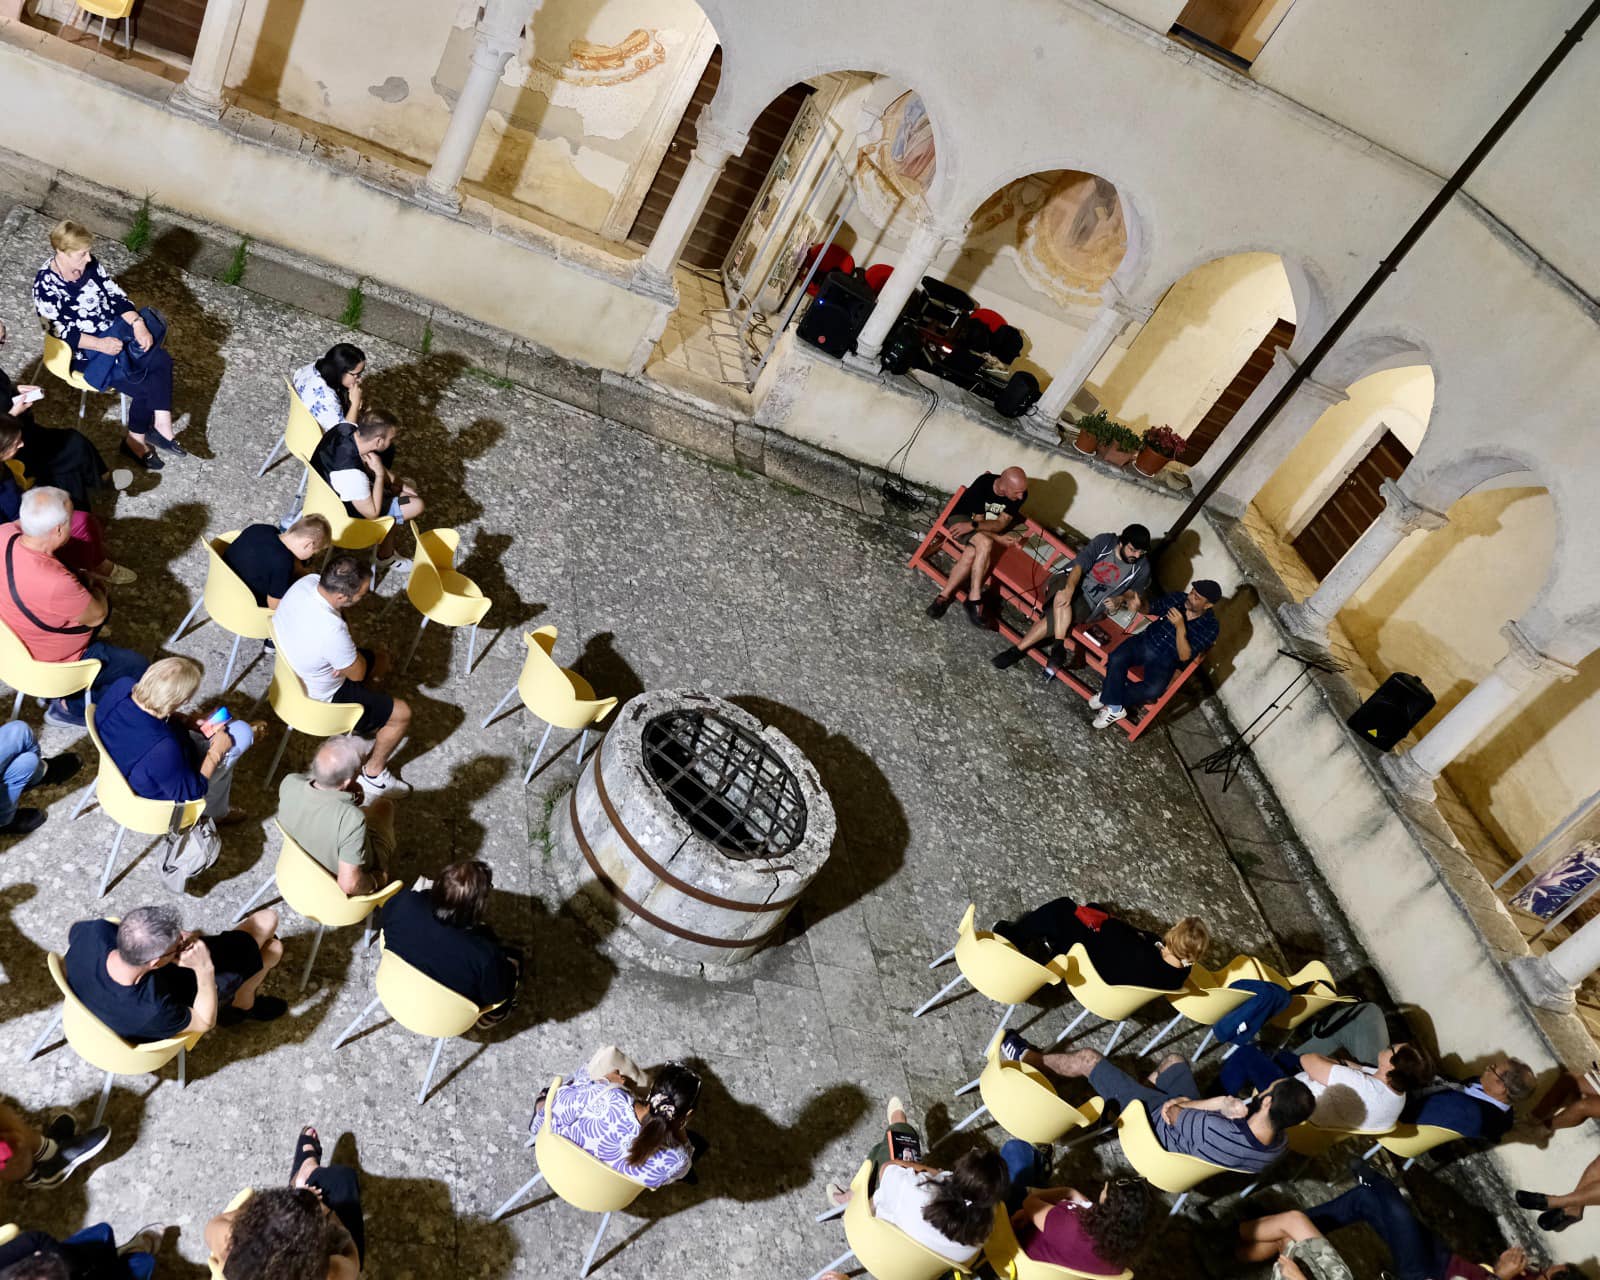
854, 90, 938, 222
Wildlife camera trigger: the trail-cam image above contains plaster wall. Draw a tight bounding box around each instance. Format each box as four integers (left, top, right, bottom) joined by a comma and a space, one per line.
1255, 364, 1434, 535
1093, 253, 1294, 433
226, 0, 716, 237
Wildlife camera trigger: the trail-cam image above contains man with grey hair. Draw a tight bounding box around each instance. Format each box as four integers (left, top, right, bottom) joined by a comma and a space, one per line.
276, 734, 395, 896
1404, 1054, 1535, 1143
0, 486, 146, 730
63, 904, 285, 1043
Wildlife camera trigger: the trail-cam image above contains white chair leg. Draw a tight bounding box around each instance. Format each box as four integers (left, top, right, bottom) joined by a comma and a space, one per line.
256, 432, 285, 478
24, 1008, 62, 1062
464, 622, 479, 677
522, 721, 554, 786
482, 679, 520, 729
333, 994, 382, 1049
119, 395, 129, 426
1169, 1192, 1189, 1217
1103, 1019, 1127, 1056
77, 389, 86, 418
401, 617, 428, 674
70, 783, 96, 821
266, 726, 293, 782
912, 973, 966, 1018
579, 1209, 613, 1277
231, 870, 278, 924
10, 690, 20, 719
928, 945, 956, 970
1237, 1178, 1261, 1199
1402, 1156, 1416, 1171
168, 597, 205, 645
1190, 1028, 1216, 1062
815, 1202, 846, 1223
1050, 1006, 1093, 1047
1221, 1043, 1238, 1060
988, 1003, 1016, 1055
575, 729, 590, 768
178, 1045, 186, 1088
1140, 1012, 1184, 1057
1361, 1141, 1382, 1162
417, 1037, 447, 1105
221, 633, 244, 690
92, 1072, 113, 1127
299, 923, 326, 992
952, 1102, 989, 1133
953, 1075, 981, 1097
489, 1169, 545, 1222
808, 1249, 855, 1280
98, 825, 129, 897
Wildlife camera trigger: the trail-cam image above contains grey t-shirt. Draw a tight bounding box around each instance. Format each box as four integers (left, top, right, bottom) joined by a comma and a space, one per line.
1065, 531, 1151, 612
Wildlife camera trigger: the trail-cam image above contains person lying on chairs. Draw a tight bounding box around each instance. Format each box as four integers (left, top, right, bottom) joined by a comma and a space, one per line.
1091, 579, 1222, 729
992, 899, 1209, 991
925, 467, 1028, 626
1220, 1040, 1431, 1132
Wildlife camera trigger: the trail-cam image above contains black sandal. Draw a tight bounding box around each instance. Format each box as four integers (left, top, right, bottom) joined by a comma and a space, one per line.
289, 1125, 322, 1187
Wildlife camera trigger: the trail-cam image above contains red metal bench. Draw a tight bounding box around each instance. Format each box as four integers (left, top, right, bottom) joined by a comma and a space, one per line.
908, 487, 1203, 742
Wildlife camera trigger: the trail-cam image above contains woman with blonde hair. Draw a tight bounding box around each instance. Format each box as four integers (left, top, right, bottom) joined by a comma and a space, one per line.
94, 655, 254, 822
32, 219, 183, 471
993, 899, 1208, 991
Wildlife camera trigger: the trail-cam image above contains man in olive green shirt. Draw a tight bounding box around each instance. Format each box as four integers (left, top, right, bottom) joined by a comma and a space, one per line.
276, 736, 394, 895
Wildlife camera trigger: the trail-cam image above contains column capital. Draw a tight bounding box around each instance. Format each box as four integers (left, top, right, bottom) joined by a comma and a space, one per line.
1375, 478, 1448, 536
1501, 620, 1580, 684
692, 114, 750, 165
1097, 283, 1154, 325
468, 34, 522, 72
909, 213, 971, 249
1268, 346, 1346, 407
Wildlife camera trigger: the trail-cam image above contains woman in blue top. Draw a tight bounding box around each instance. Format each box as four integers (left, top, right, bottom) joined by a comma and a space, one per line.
32, 219, 182, 472
95, 656, 254, 822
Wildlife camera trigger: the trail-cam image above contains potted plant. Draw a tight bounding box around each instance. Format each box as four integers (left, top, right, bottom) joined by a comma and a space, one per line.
1135, 425, 1186, 476
1071, 409, 1110, 455
1098, 422, 1143, 467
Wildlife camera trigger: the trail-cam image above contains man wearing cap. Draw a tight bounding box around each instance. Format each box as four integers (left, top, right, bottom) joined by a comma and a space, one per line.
1091, 580, 1221, 729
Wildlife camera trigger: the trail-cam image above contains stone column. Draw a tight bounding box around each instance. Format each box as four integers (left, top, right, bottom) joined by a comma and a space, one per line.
168, 0, 250, 119
1186, 348, 1348, 517
851, 215, 969, 363
1033, 292, 1148, 423
1379, 621, 1578, 799
1508, 914, 1600, 1014
1279, 478, 1448, 646
417, 0, 542, 211
631, 113, 750, 299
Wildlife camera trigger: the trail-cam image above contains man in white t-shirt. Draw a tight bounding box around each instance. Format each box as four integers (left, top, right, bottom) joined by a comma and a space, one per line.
1222, 1039, 1432, 1133
273, 554, 411, 797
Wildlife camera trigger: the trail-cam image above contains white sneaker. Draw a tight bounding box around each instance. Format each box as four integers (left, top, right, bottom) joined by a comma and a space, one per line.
1087, 693, 1103, 710
1092, 706, 1126, 730
358, 767, 411, 797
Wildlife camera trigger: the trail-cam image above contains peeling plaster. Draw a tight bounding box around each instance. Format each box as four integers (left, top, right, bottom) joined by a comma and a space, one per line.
368, 75, 410, 103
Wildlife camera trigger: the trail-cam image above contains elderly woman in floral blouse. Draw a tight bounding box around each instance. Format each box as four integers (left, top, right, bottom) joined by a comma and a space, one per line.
32, 219, 182, 472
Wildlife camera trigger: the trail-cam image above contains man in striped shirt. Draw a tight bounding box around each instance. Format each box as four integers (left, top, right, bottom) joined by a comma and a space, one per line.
1003, 1038, 1314, 1172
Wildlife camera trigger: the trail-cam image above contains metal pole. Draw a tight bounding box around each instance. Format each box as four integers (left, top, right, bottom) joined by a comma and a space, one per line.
1157, 1, 1600, 557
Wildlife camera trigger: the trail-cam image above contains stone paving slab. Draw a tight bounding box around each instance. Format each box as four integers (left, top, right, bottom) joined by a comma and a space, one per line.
0, 200, 1415, 1279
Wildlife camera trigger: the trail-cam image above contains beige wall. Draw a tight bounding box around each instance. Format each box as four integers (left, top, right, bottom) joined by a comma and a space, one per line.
1094, 252, 1294, 434
226, 0, 715, 237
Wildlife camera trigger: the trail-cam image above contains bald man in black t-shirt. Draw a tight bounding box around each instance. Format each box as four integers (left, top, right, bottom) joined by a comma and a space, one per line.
926, 466, 1028, 625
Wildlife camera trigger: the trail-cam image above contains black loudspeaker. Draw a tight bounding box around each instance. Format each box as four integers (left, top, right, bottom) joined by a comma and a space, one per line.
798, 270, 876, 356
1347, 672, 1435, 751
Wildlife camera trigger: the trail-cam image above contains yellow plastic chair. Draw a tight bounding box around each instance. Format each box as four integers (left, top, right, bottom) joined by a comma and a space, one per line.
1115, 1100, 1232, 1216
301, 463, 394, 555
69, 701, 206, 897
26, 951, 201, 1126
399, 526, 491, 678
1140, 955, 1267, 1060
260, 623, 363, 782
1360, 1122, 1467, 1171
809, 1158, 991, 1280
231, 823, 402, 991
1048, 945, 1173, 1056
333, 942, 504, 1105
1256, 959, 1355, 1032
1286, 1117, 1397, 1160
952, 1028, 1107, 1144
39, 331, 129, 423
167, 531, 274, 689
482, 626, 618, 784
916, 905, 1068, 1056
489, 1075, 652, 1275
0, 1224, 16, 1248
984, 1209, 1133, 1280
259, 374, 326, 479
72, 0, 136, 50
207, 1187, 254, 1278
0, 612, 100, 719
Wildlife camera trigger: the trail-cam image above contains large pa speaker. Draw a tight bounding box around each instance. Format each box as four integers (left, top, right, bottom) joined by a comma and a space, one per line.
797, 270, 876, 357
1347, 672, 1434, 751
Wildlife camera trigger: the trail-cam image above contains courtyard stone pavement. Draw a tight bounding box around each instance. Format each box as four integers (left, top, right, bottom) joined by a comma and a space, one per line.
0, 204, 1388, 1278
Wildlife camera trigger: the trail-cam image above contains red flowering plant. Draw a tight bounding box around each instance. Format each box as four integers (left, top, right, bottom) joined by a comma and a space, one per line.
1141, 425, 1187, 459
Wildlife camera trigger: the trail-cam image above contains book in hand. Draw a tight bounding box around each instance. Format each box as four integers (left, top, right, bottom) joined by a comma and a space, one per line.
887, 1129, 923, 1163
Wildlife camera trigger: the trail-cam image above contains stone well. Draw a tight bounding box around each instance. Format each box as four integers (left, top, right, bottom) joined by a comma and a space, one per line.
555, 689, 836, 976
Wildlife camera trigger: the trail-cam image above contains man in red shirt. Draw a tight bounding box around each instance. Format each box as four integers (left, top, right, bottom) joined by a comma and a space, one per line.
0, 487, 146, 727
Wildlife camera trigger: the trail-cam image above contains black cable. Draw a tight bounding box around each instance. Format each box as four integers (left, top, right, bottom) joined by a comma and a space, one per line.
880, 371, 938, 509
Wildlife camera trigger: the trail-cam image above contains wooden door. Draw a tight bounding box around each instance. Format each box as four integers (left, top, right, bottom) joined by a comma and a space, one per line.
135, 0, 206, 58
1180, 318, 1295, 465
628, 48, 812, 270
1291, 430, 1414, 580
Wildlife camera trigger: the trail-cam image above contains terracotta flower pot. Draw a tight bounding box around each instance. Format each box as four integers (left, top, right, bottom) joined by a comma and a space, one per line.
1099, 444, 1138, 467
1133, 446, 1172, 477
1072, 427, 1098, 455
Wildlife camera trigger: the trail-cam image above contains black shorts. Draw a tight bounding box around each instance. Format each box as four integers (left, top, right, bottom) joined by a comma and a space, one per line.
1042, 577, 1093, 621
332, 672, 394, 737
166, 930, 264, 1006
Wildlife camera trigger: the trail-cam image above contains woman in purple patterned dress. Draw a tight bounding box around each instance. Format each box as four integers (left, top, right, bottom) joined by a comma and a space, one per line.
539, 1056, 700, 1188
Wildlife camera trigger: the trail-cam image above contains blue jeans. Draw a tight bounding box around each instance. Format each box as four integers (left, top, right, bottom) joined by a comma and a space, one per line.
1306, 1167, 1451, 1280
1219, 1044, 1303, 1097
60, 641, 150, 719
1100, 633, 1178, 712
1000, 1138, 1047, 1215
0, 719, 45, 826
62, 1222, 155, 1280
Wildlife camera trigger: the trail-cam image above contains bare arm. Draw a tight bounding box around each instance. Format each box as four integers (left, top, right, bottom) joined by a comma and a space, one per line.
74, 586, 109, 627
1297, 1053, 1339, 1086
335, 860, 377, 896
349, 464, 387, 520
331, 652, 368, 683
177, 937, 219, 1035
203, 1212, 234, 1263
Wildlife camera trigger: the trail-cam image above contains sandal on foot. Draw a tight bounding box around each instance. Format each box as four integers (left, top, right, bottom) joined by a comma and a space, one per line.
823, 1181, 849, 1209
289, 1125, 322, 1186
1538, 1207, 1579, 1232
1515, 1189, 1548, 1210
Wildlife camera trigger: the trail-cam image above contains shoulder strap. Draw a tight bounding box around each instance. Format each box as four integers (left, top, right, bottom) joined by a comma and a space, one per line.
5, 531, 93, 636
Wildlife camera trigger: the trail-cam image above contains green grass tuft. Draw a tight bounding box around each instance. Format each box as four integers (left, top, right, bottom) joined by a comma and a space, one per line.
121, 193, 153, 254
220, 235, 250, 286
339, 281, 365, 329
419, 319, 434, 356
465, 365, 515, 391
531, 780, 574, 862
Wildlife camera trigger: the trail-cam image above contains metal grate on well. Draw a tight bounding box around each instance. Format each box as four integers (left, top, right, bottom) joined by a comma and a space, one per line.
641, 710, 807, 860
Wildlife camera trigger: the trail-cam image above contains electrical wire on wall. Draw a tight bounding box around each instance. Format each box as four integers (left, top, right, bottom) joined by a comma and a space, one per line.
880, 370, 938, 511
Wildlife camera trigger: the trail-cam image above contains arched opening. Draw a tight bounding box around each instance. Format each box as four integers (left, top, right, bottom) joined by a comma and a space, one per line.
1092, 252, 1297, 464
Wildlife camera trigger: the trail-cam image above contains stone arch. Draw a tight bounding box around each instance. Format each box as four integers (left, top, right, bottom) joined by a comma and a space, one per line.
1152, 245, 1331, 354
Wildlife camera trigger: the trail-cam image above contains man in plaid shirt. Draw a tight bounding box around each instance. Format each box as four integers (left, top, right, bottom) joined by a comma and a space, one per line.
1092, 579, 1222, 728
